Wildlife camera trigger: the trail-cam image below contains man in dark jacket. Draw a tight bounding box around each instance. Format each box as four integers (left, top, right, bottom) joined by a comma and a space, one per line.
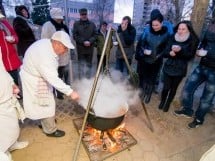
73, 8, 97, 79
115, 16, 136, 74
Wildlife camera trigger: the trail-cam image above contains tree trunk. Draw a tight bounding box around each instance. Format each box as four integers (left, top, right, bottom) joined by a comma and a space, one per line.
191, 0, 209, 36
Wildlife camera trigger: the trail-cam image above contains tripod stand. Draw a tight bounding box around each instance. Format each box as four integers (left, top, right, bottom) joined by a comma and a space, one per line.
72, 27, 153, 161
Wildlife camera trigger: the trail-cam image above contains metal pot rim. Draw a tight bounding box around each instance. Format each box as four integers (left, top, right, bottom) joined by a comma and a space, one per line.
90, 103, 129, 118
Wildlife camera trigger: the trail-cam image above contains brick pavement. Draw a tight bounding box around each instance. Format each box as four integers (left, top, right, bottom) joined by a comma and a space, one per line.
12, 93, 215, 161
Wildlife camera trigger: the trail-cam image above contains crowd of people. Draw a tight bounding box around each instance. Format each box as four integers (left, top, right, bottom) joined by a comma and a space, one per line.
0, 5, 214, 161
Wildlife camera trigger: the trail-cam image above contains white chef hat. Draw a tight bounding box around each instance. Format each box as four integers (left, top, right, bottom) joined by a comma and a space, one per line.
51, 31, 75, 49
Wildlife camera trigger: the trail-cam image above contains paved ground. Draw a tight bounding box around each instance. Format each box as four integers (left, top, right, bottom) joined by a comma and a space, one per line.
11, 52, 215, 161
12, 87, 215, 161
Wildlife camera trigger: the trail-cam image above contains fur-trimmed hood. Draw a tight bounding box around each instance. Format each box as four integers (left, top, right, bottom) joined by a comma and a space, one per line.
15, 5, 30, 18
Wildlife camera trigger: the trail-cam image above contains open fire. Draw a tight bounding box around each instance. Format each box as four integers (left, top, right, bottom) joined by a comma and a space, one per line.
73, 118, 137, 161
83, 123, 129, 152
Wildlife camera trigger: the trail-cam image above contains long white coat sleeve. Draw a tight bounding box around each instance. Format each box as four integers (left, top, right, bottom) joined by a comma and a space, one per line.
20, 39, 73, 119
37, 55, 73, 96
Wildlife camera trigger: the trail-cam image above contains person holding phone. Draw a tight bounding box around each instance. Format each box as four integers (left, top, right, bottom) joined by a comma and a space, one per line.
115, 16, 136, 75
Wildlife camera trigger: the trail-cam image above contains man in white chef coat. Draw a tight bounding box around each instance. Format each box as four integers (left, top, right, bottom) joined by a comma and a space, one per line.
20, 31, 79, 137
0, 50, 28, 161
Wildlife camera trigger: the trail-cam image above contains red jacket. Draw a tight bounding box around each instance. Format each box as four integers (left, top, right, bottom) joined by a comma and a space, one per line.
0, 19, 21, 71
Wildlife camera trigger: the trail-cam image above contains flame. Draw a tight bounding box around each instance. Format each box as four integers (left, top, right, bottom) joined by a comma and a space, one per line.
84, 124, 127, 153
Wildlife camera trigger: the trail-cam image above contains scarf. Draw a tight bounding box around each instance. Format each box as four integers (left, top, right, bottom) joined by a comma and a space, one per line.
17, 15, 34, 25
17, 15, 38, 31
175, 32, 190, 42
50, 18, 69, 34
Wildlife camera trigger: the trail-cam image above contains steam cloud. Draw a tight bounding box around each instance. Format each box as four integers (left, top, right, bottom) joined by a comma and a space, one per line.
74, 69, 140, 118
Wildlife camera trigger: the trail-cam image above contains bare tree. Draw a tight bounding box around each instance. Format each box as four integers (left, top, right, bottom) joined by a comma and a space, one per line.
170, 0, 186, 23
191, 0, 209, 36
93, 0, 115, 25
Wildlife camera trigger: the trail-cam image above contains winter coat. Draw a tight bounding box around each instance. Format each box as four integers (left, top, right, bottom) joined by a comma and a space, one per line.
73, 19, 97, 55
0, 19, 21, 71
0, 53, 20, 152
143, 20, 174, 36
13, 6, 36, 57
115, 25, 136, 59
41, 19, 70, 66
96, 29, 113, 56
200, 25, 215, 70
135, 26, 169, 64
20, 39, 73, 119
163, 34, 198, 77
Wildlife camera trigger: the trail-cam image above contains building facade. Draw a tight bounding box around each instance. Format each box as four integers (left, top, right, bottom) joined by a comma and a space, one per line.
50, 0, 115, 30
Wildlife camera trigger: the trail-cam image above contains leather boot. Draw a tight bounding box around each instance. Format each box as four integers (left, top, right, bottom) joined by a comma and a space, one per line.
144, 84, 153, 104
163, 90, 175, 112
158, 89, 168, 110
158, 100, 166, 110
163, 101, 171, 112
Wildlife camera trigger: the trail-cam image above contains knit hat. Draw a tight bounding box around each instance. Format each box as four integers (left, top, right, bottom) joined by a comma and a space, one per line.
50, 8, 64, 19
51, 31, 75, 49
150, 9, 163, 21
79, 8, 87, 14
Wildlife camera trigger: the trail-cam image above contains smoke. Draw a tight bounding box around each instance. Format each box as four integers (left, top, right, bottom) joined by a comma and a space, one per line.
74, 69, 140, 118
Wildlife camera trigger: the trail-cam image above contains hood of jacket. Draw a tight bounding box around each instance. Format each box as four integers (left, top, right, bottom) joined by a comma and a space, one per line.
15, 5, 30, 18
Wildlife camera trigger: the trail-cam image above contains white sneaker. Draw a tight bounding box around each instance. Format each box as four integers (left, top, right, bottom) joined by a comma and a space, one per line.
9, 141, 29, 151
0, 151, 11, 161
5, 151, 13, 161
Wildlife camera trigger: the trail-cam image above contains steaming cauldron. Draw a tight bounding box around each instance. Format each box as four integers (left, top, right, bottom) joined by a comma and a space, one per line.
87, 105, 128, 131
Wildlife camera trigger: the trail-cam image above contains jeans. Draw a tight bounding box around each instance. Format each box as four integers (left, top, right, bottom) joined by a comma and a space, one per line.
182, 65, 215, 122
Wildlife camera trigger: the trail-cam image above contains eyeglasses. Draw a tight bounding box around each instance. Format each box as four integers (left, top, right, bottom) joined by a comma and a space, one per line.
80, 13, 87, 16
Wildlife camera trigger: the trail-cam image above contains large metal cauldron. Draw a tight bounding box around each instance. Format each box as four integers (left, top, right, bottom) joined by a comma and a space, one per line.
87, 105, 128, 131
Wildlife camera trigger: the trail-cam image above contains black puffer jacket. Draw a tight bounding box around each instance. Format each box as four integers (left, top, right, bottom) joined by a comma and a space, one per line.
13, 5, 36, 56
163, 34, 198, 77
200, 24, 215, 69
135, 26, 169, 64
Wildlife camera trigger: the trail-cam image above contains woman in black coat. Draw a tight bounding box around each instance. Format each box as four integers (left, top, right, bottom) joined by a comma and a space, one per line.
13, 5, 36, 57
158, 20, 199, 112
135, 13, 169, 104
